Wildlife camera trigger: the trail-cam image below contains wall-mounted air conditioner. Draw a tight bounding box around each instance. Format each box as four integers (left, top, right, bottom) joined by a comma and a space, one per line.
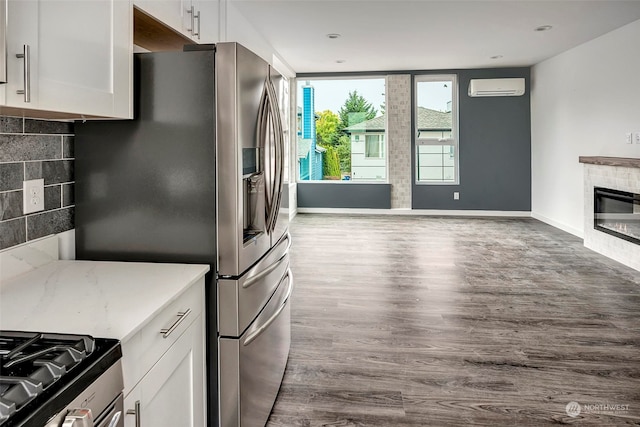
468, 78, 525, 97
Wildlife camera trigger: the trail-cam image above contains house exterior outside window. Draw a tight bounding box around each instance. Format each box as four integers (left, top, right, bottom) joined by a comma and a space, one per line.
414, 74, 458, 184
297, 83, 324, 180
344, 116, 387, 181
365, 134, 384, 159
345, 106, 454, 182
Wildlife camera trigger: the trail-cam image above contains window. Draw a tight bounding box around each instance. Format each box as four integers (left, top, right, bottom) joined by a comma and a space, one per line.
414, 75, 458, 184
365, 134, 384, 158
296, 77, 386, 182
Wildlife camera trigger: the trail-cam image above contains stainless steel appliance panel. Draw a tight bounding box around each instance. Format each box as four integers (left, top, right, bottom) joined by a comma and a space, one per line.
44, 360, 124, 427
0, 0, 6, 84
216, 42, 272, 278
75, 50, 217, 266
219, 270, 292, 427
94, 395, 124, 427
218, 233, 291, 337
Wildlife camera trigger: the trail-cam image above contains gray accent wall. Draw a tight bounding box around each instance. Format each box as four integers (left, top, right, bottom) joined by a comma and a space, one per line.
412, 68, 531, 210
0, 116, 75, 250
296, 67, 531, 212
297, 183, 391, 209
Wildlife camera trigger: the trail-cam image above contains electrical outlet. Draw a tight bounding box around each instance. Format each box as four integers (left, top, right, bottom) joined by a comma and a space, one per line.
626, 133, 633, 144
635, 132, 640, 144
453, 191, 460, 200
23, 179, 45, 214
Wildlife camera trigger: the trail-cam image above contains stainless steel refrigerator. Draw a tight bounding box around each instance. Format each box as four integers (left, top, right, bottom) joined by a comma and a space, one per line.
75, 42, 292, 427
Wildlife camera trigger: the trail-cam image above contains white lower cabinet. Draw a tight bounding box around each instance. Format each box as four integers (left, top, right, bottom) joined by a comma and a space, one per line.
122, 279, 206, 427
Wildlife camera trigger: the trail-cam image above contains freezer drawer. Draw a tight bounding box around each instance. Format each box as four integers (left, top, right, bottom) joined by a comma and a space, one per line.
219, 269, 292, 427
218, 232, 291, 337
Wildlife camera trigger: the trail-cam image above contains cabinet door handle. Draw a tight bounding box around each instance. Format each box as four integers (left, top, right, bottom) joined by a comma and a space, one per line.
187, 5, 195, 33
126, 400, 141, 427
160, 308, 191, 338
194, 10, 201, 39
16, 44, 30, 103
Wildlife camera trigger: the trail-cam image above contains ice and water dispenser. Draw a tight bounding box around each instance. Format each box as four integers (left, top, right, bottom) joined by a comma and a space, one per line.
243, 147, 265, 242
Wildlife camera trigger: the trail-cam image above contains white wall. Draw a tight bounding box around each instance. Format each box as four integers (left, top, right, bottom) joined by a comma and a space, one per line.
224, 1, 294, 77
531, 19, 640, 237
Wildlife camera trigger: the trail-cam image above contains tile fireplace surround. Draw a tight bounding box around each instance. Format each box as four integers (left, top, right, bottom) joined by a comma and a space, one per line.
580, 156, 640, 271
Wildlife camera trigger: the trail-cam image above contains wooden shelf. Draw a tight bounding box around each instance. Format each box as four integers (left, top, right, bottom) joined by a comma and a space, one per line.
579, 156, 640, 169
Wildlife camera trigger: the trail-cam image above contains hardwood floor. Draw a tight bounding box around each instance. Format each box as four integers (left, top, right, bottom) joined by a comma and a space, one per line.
266, 214, 640, 426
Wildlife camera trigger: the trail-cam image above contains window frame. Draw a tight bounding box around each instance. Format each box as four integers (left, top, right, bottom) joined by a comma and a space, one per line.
414, 74, 459, 185
294, 76, 388, 183
365, 134, 385, 159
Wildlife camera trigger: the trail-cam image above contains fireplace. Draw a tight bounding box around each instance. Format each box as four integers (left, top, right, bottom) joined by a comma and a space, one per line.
594, 187, 640, 245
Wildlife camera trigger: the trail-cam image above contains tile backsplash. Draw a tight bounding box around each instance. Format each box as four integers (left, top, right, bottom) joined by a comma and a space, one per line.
0, 116, 75, 251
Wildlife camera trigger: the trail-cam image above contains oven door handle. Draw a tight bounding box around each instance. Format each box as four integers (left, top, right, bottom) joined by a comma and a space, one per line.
61, 408, 93, 427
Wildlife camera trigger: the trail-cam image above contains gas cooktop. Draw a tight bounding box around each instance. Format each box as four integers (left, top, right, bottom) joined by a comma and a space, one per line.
0, 331, 121, 427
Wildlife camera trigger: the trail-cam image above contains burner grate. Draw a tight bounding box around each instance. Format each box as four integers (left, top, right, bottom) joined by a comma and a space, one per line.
0, 332, 95, 426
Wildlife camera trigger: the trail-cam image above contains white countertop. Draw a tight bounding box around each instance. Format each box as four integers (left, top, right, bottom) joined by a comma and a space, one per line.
0, 260, 210, 342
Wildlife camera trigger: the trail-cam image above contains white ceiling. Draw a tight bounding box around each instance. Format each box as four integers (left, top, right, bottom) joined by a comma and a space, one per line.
230, 0, 640, 73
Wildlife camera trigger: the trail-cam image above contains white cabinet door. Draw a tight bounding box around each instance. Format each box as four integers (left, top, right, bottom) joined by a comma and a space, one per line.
134, 0, 184, 34
3, 0, 38, 108
133, 0, 218, 45
2, 0, 132, 118
193, 0, 219, 44
37, 0, 132, 118
124, 313, 206, 427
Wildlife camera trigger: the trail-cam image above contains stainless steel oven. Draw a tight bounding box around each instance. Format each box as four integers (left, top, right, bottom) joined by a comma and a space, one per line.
0, 331, 123, 427
43, 361, 124, 427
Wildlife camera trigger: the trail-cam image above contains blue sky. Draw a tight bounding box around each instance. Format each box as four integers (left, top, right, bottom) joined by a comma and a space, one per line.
297, 78, 385, 115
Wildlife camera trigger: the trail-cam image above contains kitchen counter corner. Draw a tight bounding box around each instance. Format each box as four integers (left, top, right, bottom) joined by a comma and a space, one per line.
0, 260, 210, 342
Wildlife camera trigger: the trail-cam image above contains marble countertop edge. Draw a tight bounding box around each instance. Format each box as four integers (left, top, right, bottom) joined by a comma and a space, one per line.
0, 260, 210, 342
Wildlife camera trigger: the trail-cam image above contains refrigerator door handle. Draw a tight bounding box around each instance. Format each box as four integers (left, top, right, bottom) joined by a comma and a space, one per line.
257, 79, 273, 230
256, 69, 285, 235
243, 269, 292, 346
264, 71, 284, 233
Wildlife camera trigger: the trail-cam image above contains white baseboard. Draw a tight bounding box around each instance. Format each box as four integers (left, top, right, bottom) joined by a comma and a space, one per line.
296, 208, 532, 217
531, 212, 584, 238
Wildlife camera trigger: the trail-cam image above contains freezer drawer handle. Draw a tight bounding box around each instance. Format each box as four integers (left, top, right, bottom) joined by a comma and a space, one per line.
160, 309, 191, 338
243, 270, 292, 346
243, 234, 291, 289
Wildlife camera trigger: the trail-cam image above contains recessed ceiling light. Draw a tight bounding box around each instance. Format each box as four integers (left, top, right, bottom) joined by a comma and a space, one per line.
326, 33, 341, 39
490, 55, 503, 60
336, 59, 346, 64
535, 25, 553, 32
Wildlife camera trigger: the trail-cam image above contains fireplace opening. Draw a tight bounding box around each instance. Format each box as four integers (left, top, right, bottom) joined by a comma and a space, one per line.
594, 187, 640, 245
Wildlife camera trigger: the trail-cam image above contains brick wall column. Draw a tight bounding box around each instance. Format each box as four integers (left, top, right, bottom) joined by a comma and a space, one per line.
387, 75, 412, 209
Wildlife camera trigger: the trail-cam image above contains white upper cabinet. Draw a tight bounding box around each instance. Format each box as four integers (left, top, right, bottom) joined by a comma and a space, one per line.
1, 0, 132, 119
192, 0, 219, 44
134, 0, 184, 34
134, 0, 218, 44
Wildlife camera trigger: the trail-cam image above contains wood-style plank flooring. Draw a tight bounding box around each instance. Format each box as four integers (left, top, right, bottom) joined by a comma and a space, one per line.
266, 214, 640, 426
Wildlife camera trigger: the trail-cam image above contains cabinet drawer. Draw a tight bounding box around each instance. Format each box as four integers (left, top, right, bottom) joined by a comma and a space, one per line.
123, 312, 205, 427
121, 278, 204, 394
